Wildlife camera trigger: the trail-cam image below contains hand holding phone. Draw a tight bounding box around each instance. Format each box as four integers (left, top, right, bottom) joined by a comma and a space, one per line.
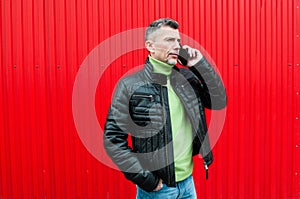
178, 45, 203, 67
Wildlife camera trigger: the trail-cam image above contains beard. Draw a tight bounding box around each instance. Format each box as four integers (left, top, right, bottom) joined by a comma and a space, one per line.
166, 58, 177, 65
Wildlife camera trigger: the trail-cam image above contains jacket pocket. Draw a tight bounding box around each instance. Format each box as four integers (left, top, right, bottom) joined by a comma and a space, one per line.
129, 94, 156, 126
131, 94, 155, 102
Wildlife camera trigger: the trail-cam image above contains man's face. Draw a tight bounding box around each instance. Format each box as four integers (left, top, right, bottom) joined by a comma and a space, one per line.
146, 26, 181, 65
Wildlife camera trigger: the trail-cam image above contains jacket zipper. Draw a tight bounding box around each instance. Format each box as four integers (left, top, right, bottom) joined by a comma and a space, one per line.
132, 94, 154, 102
174, 83, 209, 179
161, 85, 171, 185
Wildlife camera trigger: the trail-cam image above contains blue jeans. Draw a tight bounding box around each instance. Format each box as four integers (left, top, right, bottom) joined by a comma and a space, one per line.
136, 175, 197, 199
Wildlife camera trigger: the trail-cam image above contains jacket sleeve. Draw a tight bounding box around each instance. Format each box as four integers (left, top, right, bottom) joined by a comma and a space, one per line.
189, 57, 227, 110
103, 80, 159, 192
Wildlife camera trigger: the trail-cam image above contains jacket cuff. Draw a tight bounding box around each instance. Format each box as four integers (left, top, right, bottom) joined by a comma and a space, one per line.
189, 56, 208, 70
127, 170, 159, 192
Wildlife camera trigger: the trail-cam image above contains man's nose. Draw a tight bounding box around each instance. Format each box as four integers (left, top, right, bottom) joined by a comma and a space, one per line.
174, 41, 180, 50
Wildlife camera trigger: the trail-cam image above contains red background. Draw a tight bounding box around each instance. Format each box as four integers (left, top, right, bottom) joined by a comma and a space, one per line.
1, 0, 300, 198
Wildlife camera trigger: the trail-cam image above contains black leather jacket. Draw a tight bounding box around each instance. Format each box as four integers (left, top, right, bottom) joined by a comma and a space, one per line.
104, 57, 227, 192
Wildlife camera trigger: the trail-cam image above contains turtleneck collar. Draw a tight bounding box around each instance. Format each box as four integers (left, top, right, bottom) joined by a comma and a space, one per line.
148, 55, 174, 76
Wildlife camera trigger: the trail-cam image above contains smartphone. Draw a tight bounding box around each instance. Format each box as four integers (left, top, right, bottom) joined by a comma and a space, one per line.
178, 45, 190, 66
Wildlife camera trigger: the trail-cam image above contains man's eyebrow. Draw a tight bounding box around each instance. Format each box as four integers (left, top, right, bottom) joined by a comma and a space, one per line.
163, 36, 181, 41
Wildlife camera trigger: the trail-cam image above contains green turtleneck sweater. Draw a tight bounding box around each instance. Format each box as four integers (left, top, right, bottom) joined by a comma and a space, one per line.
149, 56, 194, 182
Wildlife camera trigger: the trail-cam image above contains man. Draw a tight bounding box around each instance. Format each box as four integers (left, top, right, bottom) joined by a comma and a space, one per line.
104, 18, 227, 198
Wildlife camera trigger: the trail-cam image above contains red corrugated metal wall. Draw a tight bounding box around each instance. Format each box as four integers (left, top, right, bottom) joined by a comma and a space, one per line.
1, 0, 300, 198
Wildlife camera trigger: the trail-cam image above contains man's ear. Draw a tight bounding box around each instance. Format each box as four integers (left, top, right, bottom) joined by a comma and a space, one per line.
145, 40, 155, 53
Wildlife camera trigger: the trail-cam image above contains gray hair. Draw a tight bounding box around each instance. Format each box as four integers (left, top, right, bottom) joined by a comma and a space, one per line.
145, 18, 179, 41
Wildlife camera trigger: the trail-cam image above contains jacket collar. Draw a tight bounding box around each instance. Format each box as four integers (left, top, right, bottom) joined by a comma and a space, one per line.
143, 57, 180, 85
